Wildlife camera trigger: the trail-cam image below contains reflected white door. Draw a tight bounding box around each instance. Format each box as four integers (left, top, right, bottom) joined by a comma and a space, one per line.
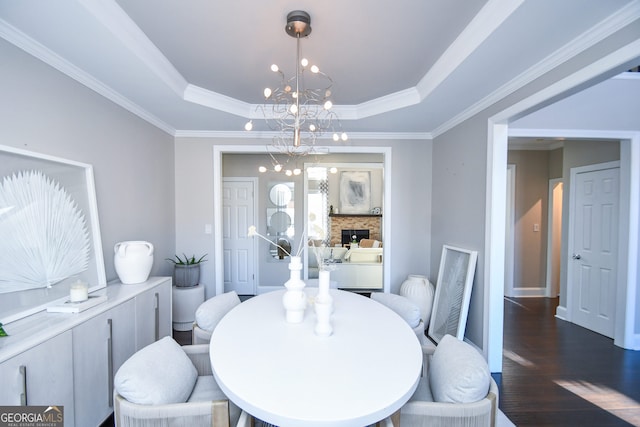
570, 165, 619, 338
223, 179, 256, 295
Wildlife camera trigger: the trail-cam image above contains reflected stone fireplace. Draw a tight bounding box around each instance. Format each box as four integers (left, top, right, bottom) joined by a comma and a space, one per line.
329, 214, 382, 247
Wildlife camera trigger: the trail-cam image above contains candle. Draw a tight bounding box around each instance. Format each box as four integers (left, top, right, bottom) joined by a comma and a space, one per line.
70, 281, 89, 303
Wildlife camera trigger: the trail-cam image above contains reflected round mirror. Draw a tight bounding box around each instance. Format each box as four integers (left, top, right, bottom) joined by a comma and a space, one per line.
269, 184, 292, 207
270, 211, 292, 233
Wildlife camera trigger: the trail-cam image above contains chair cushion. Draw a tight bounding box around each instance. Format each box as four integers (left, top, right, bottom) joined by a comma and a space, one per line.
114, 336, 197, 405
370, 293, 422, 328
195, 291, 241, 332
428, 334, 490, 403
189, 376, 242, 425
409, 375, 435, 402
187, 376, 227, 402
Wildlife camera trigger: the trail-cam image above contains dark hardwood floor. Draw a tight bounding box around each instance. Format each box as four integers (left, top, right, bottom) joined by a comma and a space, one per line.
496, 297, 640, 426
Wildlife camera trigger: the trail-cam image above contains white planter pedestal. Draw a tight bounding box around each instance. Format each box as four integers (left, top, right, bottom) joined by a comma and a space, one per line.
172, 284, 205, 331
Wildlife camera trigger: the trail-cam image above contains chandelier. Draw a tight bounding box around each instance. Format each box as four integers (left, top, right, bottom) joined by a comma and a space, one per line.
244, 10, 347, 174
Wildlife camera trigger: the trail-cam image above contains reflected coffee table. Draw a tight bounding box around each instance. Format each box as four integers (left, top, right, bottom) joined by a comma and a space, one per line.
210, 289, 422, 427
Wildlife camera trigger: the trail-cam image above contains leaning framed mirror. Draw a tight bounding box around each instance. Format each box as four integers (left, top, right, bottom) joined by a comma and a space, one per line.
428, 245, 478, 344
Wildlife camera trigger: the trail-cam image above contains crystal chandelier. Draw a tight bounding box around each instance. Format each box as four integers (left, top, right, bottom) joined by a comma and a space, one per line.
244, 10, 347, 173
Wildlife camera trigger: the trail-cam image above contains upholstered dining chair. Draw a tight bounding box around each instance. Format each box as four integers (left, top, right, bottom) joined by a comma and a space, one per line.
370, 292, 427, 345
193, 291, 241, 344
114, 336, 252, 426
381, 334, 499, 427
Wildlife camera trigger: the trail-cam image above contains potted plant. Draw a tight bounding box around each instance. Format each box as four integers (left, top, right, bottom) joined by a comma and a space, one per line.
166, 254, 207, 287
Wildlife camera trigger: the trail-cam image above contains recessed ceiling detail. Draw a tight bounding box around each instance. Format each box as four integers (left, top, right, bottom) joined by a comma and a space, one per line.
0, 0, 638, 136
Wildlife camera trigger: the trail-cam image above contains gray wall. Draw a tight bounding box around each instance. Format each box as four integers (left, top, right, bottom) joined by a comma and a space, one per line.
175, 138, 432, 299
431, 115, 488, 347
0, 39, 176, 283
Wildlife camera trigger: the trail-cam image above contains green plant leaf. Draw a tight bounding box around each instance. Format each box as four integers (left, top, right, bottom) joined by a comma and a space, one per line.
166, 253, 207, 265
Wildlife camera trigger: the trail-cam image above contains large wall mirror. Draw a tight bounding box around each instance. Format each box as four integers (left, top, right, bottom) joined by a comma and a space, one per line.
215, 146, 391, 295
304, 162, 384, 290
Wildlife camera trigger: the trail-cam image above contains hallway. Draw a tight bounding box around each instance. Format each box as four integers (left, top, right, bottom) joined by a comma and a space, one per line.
496, 297, 640, 426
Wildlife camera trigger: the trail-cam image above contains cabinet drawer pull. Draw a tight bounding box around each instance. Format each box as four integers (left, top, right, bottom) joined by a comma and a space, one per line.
19, 365, 27, 405
154, 292, 159, 341
107, 319, 114, 407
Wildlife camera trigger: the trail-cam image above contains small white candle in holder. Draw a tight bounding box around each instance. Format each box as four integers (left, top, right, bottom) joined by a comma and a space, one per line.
69, 280, 89, 303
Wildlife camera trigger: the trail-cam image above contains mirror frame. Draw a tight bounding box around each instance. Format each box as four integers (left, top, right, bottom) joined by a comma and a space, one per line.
213, 145, 392, 294
428, 245, 478, 344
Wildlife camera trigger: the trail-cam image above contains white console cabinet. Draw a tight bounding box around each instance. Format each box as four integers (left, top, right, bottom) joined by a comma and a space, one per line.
134, 281, 173, 349
0, 330, 75, 410
332, 263, 383, 289
0, 277, 172, 427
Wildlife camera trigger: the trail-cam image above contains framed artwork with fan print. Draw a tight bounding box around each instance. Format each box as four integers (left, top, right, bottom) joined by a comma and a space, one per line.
428, 245, 478, 344
0, 145, 106, 325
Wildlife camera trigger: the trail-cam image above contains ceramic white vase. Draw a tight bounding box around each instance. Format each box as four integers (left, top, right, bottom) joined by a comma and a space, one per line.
314, 300, 333, 337
399, 274, 435, 325
114, 241, 154, 285
282, 256, 307, 323
316, 270, 333, 305
314, 270, 333, 336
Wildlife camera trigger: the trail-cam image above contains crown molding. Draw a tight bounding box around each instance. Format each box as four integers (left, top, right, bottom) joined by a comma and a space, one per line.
77, 0, 188, 96
348, 88, 422, 120
509, 128, 640, 140
415, 0, 524, 101
508, 140, 564, 151
174, 130, 432, 140
0, 18, 175, 136
184, 84, 253, 117
430, 0, 640, 139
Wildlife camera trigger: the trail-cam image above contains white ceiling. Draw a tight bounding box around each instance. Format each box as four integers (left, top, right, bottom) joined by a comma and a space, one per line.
1, 0, 638, 137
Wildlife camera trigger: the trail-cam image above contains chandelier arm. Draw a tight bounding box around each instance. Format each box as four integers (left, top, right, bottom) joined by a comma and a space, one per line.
252, 10, 348, 171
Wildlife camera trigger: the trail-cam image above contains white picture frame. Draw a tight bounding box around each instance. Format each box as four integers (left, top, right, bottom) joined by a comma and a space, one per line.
428, 245, 478, 344
0, 145, 106, 324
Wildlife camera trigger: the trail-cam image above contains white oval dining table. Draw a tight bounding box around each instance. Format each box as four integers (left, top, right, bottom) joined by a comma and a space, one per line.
210, 289, 422, 427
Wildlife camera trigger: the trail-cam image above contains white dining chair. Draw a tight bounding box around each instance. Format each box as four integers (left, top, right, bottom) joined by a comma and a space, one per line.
114, 336, 252, 426
192, 291, 241, 344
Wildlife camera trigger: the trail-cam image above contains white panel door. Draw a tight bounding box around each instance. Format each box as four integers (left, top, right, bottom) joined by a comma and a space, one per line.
223, 180, 256, 295
571, 166, 619, 338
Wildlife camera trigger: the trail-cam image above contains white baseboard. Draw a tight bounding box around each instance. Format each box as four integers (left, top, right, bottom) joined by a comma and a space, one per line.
511, 287, 546, 297
629, 334, 640, 350
555, 305, 568, 320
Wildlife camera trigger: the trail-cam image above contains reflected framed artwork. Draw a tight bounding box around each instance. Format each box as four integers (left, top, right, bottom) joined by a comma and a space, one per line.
339, 171, 371, 214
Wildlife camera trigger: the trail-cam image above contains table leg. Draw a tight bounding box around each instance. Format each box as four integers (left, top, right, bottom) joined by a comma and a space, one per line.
375, 409, 400, 427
